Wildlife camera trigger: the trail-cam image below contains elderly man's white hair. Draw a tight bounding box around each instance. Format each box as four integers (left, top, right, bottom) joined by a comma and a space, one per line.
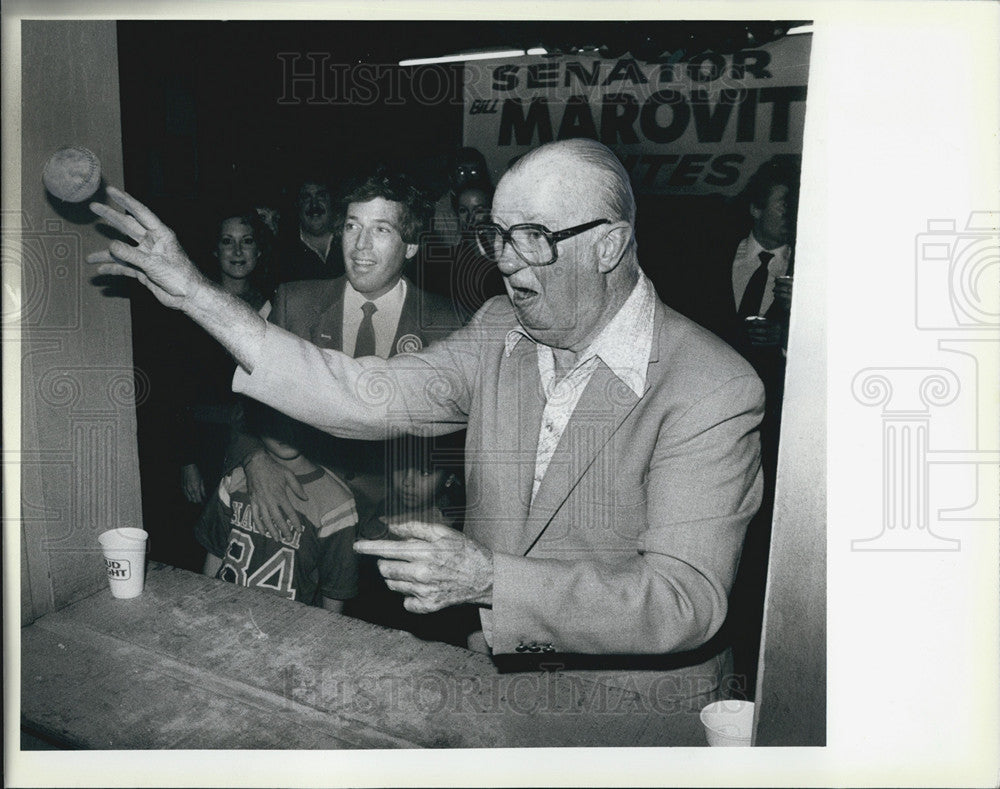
510, 138, 637, 228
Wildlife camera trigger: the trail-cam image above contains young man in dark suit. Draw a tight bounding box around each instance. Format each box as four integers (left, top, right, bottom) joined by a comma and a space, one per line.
229, 170, 462, 540
692, 158, 798, 365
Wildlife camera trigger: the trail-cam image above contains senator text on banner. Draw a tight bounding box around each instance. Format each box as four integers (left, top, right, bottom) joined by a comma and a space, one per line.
463, 33, 811, 196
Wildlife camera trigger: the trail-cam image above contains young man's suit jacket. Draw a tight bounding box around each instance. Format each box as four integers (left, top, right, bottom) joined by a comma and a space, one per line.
234, 288, 764, 708
227, 275, 462, 488
268, 275, 460, 354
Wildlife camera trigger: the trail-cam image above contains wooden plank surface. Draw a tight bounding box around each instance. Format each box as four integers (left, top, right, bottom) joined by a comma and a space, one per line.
22, 565, 706, 749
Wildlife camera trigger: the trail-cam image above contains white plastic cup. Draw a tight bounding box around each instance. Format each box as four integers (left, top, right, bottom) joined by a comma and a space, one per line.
98, 527, 148, 599
699, 699, 755, 746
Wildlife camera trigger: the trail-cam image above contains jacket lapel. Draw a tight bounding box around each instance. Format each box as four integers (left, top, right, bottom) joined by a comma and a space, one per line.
487, 336, 543, 554
518, 311, 664, 556
311, 278, 346, 351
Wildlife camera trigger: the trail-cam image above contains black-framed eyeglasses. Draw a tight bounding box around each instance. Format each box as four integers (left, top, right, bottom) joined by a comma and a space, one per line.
475, 219, 611, 266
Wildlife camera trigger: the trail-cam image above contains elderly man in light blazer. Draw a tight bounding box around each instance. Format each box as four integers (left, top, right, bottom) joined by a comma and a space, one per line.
90, 138, 764, 713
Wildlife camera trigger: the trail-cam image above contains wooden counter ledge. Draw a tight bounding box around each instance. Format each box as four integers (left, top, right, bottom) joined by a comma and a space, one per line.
21, 564, 705, 749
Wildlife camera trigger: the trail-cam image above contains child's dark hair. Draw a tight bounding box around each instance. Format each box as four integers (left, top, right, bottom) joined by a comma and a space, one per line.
242, 398, 302, 449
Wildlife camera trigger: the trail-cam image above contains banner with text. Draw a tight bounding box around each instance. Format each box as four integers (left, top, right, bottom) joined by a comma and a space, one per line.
463, 33, 810, 196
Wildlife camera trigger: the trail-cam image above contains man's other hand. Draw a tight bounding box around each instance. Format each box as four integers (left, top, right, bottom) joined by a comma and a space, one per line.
354, 521, 494, 612
181, 463, 206, 504
773, 276, 793, 311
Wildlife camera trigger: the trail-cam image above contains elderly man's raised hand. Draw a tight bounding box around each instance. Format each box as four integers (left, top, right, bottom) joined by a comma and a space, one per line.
354, 520, 493, 613
88, 186, 205, 310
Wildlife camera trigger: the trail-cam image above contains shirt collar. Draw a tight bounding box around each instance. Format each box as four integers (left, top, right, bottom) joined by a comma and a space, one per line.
746, 234, 790, 269
343, 277, 407, 311
300, 229, 333, 261
504, 273, 656, 398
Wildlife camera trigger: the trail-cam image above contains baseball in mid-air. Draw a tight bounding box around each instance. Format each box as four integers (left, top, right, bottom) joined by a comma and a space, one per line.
42, 146, 102, 203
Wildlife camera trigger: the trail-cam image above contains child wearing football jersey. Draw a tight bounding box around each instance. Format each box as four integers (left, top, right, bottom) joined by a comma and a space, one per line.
197, 400, 358, 611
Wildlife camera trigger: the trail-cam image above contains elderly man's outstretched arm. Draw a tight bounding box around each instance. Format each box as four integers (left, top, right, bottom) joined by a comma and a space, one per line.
89, 187, 476, 437
90, 187, 495, 610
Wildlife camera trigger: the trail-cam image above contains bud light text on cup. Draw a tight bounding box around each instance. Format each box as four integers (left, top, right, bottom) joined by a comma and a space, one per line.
105, 558, 131, 580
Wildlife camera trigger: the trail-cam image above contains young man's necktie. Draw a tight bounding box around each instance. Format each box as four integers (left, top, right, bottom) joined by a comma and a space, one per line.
353, 301, 377, 357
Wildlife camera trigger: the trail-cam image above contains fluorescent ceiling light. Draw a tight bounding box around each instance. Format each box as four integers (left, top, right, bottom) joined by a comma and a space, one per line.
400, 49, 527, 66
526, 47, 549, 56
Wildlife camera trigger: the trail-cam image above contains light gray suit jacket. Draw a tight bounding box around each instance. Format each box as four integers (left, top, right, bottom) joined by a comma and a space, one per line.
234, 288, 764, 703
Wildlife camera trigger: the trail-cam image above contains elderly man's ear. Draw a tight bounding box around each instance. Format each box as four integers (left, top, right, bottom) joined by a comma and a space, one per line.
596, 222, 634, 273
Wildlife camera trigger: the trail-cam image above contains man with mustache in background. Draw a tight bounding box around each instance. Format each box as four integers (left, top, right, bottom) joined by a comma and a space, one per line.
274, 176, 345, 284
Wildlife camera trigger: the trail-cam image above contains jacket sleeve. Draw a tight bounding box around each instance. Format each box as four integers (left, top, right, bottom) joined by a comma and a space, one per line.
232, 301, 494, 439
488, 371, 765, 655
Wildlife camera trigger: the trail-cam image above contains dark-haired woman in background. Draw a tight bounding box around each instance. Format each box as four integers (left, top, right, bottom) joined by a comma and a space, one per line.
173, 209, 273, 568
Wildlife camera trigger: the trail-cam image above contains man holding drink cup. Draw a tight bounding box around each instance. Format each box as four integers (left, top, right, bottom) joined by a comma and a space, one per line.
733, 159, 796, 352
685, 156, 799, 696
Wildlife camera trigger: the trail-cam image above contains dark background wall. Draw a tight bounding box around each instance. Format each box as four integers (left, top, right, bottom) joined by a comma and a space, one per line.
14, 17, 823, 747
115, 21, 754, 269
